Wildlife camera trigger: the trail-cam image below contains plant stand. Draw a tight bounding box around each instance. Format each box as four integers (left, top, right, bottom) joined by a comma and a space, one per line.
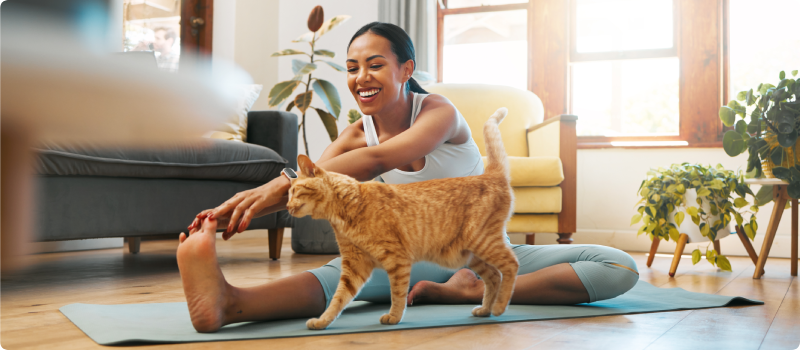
744, 178, 799, 279
646, 227, 761, 277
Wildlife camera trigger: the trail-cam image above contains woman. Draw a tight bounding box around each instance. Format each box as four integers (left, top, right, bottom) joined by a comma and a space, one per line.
177, 22, 639, 333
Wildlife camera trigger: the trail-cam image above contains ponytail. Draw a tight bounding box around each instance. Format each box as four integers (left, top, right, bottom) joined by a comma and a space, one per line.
407, 77, 428, 94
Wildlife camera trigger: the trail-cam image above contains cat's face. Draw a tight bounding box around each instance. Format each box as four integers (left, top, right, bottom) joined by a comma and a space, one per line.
286, 155, 329, 219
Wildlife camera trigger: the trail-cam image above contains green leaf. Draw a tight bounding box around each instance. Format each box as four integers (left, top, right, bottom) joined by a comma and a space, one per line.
772, 166, 792, 180
687, 206, 699, 217
793, 70, 798, 77
267, 80, 302, 107
788, 182, 800, 199
716, 255, 732, 271
719, 106, 736, 127
313, 49, 335, 58
347, 109, 362, 124
631, 214, 642, 226
669, 227, 680, 242
734, 212, 744, 226
697, 188, 712, 197
321, 60, 346, 72
770, 147, 784, 166
736, 91, 747, 101
744, 223, 755, 240
780, 70, 786, 80
735, 120, 747, 134
673, 212, 683, 227
676, 183, 686, 194
692, 249, 701, 265
722, 130, 747, 157
316, 15, 351, 40
755, 185, 774, 205
700, 223, 710, 237
746, 89, 756, 106
313, 108, 339, 142
286, 100, 295, 112
734, 197, 749, 208
707, 248, 717, 266
292, 59, 318, 76
271, 49, 308, 57
292, 31, 315, 43
311, 79, 342, 118
294, 90, 314, 113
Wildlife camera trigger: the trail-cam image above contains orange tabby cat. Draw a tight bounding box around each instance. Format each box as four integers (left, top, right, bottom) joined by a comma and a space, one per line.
287, 107, 518, 330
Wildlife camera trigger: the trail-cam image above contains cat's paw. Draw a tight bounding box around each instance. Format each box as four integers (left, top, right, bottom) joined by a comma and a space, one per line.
379, 313, 402, 325
472, 305, 492, 317
306, 317, 331, 330
491, 303, 509, 316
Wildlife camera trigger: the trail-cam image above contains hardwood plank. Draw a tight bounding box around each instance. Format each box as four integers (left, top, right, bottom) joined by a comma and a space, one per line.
759, 276, 800, 350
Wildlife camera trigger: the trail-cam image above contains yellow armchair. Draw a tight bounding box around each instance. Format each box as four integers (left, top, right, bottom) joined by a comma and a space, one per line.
425, 84, 577, 244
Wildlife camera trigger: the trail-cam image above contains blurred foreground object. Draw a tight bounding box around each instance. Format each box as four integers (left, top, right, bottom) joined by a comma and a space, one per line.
1, 0, 243, 273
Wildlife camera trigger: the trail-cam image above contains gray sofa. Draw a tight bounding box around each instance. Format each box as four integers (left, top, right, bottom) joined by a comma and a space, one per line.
33, 111, 297, 259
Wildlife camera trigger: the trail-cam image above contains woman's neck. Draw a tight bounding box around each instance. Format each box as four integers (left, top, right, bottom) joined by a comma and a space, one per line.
372, 91, 414, 136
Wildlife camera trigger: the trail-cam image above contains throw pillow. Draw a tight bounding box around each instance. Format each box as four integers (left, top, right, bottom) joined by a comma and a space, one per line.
205, 84, 263, 142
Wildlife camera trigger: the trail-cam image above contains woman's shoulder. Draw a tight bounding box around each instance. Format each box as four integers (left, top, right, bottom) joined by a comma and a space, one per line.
418, 93, 457, 121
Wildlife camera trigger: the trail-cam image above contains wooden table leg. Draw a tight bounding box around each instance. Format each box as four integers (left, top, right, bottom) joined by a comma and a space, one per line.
669, 233, 688, 277
754, 185, 788, 279
647, 236, 660, 267
713, 240, 721, 255
525, 233, 535, 245
735, 225, 763, 276
268, 228, 284, 260
793, 199, 798, 277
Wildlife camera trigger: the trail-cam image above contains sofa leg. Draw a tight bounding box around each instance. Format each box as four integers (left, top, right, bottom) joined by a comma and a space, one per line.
557, 233, 573, 244
268, 228, 284, 260
525, 233, 535, 245
125, 237, 141, 254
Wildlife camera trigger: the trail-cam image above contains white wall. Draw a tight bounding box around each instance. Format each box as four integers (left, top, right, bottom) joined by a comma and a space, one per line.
278, 0, 379, 160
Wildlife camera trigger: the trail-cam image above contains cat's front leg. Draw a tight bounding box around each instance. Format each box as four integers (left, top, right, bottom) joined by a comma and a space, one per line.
307, 254, 374, 330
380, 260, 412, 325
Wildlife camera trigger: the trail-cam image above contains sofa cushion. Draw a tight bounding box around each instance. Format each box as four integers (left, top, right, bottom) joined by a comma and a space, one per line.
36, 139, 287, 183
513, 187, 562, 213
483, 156, 564, 187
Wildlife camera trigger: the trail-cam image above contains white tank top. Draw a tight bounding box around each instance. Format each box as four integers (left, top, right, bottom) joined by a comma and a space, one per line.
362, 92, 484, 185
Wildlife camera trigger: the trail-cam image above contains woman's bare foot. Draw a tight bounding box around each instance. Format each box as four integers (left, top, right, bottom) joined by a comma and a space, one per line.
177, 218, 235, 333
407, 269, 484, 305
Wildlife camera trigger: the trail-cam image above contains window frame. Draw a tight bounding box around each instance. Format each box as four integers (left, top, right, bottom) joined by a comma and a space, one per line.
436, 0, 529, 83
436, 0, 731, 149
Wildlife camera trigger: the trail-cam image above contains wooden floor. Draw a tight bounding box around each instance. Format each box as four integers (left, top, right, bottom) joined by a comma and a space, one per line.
2, 231, 798, 350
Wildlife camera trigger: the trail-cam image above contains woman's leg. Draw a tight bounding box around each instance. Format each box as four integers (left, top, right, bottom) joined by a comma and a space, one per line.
408, 244, 639, 305
177, 218, 326, 333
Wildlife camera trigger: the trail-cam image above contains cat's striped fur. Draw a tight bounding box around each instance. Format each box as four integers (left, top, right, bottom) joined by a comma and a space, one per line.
287, 107, 518, 330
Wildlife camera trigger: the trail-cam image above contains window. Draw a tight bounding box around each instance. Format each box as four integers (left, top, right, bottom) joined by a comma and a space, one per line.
570, 0, 679, 138
437, 0, 528, 90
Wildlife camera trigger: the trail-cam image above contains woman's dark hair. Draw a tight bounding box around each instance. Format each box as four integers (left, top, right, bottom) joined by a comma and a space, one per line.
347, 22, 428, 94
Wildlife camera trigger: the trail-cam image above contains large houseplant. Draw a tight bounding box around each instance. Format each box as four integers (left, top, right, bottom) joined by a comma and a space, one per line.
267, 6, 361, 156
721, 70, 800, 198
632, 163, 763, 270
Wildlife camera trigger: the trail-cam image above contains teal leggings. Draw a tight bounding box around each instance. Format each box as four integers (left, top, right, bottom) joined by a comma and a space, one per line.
308, 244, 639, 307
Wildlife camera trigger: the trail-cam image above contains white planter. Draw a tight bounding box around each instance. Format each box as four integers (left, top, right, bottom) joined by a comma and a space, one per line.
668, 188, 735, 243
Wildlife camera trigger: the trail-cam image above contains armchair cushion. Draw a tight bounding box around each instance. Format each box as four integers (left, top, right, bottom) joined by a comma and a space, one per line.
513, 187, 562, 213
483, 156, 564, 186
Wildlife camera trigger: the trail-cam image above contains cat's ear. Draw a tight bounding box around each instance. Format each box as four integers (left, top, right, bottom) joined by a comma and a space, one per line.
297, 154, 316, 178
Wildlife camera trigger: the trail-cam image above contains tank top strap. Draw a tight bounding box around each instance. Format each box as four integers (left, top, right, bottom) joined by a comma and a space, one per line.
409, 92, 429, 127
363, 115, 380, 147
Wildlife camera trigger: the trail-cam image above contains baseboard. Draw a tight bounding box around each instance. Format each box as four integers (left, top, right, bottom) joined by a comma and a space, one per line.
521, 229, 794, 259
31, 238, 124, 254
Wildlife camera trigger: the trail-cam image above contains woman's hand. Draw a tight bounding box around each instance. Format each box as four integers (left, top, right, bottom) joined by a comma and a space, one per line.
188, 177, 290, 240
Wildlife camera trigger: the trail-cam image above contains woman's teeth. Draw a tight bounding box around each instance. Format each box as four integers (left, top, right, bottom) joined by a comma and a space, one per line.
359, 89, 380, 97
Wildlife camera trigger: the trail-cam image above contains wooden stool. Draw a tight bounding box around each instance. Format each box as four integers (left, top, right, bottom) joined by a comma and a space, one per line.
744, 179, 799, 279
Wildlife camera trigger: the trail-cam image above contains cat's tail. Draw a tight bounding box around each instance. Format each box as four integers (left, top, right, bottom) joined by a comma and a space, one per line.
483, 107, 510, 182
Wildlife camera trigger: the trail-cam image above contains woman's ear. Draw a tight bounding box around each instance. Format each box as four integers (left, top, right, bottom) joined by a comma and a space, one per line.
297, 154, 316, 177
403, 59, 415, 82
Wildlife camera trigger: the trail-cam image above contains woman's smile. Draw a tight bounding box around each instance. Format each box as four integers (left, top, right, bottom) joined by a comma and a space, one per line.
357, 87, 382, 103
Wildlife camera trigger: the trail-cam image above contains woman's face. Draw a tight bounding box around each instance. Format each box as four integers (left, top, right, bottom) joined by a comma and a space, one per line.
346, 33, 413, 116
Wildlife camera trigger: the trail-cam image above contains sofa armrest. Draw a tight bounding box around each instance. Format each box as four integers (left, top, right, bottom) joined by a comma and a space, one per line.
247, 111, 298, 170
526, 115, 577, 234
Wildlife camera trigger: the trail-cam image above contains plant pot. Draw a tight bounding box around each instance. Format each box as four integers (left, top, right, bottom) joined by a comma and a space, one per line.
668, 188, 734, 243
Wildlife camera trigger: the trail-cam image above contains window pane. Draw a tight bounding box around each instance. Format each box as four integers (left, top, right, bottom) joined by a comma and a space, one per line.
447, 0, 527, 9
575, 0, 673, 53
123, 0, 181, 72
572, 57, 679, 137
730, 0, 800, 97
442, 10, 527, 90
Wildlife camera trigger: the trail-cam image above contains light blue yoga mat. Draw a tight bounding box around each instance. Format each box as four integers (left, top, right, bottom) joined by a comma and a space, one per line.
60, 281, 762, 345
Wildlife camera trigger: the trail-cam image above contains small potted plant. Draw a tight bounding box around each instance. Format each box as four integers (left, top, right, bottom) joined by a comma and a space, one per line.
720, 70, 800, 197
631, 163, 763, 270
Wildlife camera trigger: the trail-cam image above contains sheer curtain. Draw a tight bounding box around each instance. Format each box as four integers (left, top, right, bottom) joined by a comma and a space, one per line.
378, 0, 437, 78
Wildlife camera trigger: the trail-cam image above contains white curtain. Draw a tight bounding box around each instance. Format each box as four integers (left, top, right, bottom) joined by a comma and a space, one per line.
378, 0, 437, 77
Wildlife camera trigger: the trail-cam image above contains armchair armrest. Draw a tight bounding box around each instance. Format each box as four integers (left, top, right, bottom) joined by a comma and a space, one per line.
526, 115, 577, 235
247, 111, 298, 170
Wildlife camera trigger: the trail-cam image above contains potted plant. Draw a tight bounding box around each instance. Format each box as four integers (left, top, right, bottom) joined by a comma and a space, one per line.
631, 163, 763, 270
267, 5, 362, 157
721, 70, 800, 198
